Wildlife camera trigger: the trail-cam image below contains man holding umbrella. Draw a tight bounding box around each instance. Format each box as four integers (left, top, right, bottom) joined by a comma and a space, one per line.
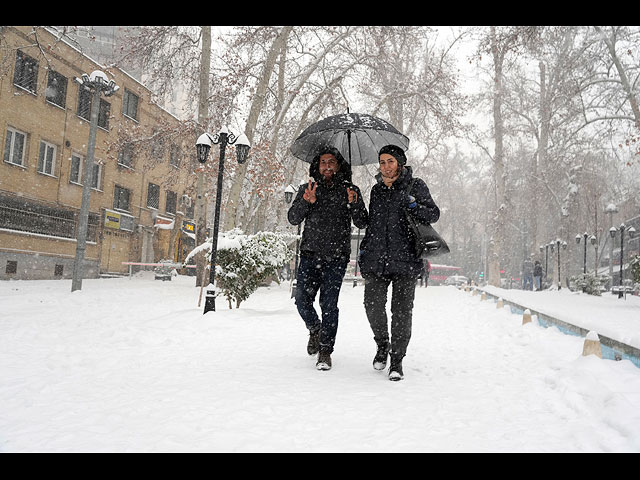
287, 146, 367, 371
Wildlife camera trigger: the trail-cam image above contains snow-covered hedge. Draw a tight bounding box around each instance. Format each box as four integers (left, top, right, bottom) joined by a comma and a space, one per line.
186, 229, 295, 308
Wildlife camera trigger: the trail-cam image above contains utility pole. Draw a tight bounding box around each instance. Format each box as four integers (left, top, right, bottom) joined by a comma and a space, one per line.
71, 71, 119, 292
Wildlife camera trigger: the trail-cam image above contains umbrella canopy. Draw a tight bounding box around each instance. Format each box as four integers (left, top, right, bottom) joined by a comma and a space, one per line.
290, 113, 410, 166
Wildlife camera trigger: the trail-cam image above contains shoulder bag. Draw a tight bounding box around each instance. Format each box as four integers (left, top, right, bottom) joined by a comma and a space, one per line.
405, 178, 450, 258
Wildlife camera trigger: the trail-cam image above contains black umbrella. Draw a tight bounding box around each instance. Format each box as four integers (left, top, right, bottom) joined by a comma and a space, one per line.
290, 113, 409, 166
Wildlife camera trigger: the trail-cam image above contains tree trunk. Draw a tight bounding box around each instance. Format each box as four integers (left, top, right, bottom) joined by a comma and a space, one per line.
223, 26, 293, 232
195, 26, 211, 287
488, 26, 508, 288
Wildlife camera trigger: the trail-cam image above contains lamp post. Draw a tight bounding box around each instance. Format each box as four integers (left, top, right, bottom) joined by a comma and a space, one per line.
609, 224, 637, 298
284, 184, 301, 298
605, 203, 618, 280
540, 243, 550, 289
549, 239, 567, 290
71, 71, 119, 292
196, 127, 250, 314
539, 243, 551, 289
575, 232, 597, 275
575, 232, 597, 292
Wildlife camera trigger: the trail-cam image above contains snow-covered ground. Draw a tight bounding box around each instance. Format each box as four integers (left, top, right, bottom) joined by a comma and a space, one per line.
1, 273, 640, 452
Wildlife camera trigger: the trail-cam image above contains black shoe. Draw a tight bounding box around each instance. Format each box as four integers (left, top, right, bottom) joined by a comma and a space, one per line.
388, 358, 404, 381
316, 350, 332, 370
307, 329, 320, 356
373, 341, 390, 371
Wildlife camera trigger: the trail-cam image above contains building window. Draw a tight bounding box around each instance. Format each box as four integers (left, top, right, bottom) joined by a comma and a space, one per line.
70, 154, 102, 190
54, 264, 64, 277
6, 260, 18, 275
122, 89, 139, 120
46, 70, 67, 108
13, 51, 38, 94
147, 183, 160, 209
0, 194, 98, 242
77, 88, 110, 129
114, 185, 131, 212
37, 141, 57, 176
4, 127, 27, 167
166, 191, 177, 215
91, 161, 103, 190
170, 144, 180, 167
151, 129, 164, 160
118, 143, 134, 168
70, 153, 82, 184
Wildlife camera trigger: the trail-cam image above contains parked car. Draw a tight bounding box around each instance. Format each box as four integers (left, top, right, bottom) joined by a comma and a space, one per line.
445, 275, 468, 286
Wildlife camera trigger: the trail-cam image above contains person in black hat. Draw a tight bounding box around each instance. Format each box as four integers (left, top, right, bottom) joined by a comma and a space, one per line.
358, 144, 440, 381
288, 146, 368, 371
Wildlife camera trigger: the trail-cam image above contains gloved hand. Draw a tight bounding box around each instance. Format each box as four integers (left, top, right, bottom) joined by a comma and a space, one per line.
407, 195, 417, 209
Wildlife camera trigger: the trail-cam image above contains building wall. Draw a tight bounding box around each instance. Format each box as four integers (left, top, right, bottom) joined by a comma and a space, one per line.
0, 26, 197, 281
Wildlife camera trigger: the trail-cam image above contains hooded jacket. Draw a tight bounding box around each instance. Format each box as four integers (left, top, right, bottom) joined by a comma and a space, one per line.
359, 166, 440, 276
288, 149, 368, 259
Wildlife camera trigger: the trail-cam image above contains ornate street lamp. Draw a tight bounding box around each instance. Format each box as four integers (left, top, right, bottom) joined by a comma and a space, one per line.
576, 232, 597, 292
71, 71, 119, 292
575, 232, 597, 275
549, 239, 567, 290
196, 127, 250, 314
609, 224, 637, 298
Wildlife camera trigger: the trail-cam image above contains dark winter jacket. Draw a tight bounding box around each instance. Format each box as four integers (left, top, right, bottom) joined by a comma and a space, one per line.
359, 166, 440, 277
288, 154, 368, 260
533, 262, 543, 277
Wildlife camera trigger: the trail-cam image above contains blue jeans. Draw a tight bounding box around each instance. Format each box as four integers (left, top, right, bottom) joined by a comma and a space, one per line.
523, 275, 533, 290
295, 254, 348, 353
534, 276, 541, 290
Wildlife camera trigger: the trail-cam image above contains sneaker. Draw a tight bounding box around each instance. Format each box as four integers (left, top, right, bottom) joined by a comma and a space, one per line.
316, 350, 332, 370
373, 341, 390, 371
307, 329, 320, 356
388, 359, 404, 381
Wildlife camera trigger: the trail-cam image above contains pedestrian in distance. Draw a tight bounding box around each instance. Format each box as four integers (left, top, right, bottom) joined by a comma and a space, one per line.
522, 255, 534, 291
358, 145, 440, 381
288, 147, 368, 371
533, 260, 543, 291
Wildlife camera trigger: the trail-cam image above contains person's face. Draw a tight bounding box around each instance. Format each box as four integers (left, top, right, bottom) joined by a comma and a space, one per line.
379, 153, 399, 179
319, 153, 339, 180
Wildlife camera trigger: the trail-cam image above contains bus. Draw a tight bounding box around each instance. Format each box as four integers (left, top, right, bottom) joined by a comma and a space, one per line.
429, 264, 463, 285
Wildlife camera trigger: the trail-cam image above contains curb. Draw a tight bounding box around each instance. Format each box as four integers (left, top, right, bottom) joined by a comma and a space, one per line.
465, 286, 640, 369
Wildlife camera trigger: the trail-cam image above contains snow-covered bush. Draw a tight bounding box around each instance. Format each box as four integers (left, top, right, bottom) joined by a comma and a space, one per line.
570, 273, 605, 296
187, 229, 295, 309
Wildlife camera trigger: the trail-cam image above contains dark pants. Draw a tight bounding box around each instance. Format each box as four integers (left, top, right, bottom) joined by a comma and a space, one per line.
295, 254, 348, 353
363, 273, 418, 361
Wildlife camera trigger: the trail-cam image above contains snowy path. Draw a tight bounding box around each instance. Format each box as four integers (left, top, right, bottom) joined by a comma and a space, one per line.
1, 275, 640, 452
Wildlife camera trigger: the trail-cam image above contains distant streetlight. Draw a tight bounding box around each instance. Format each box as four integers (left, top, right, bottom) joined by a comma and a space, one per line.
549, 239, 567, 290
575, 232, 597, 275
605, 203, 618, 279
576, 232, 597, 292
196, 127, 250, 314
609, 224, 637, 299
71, 71, 119, 292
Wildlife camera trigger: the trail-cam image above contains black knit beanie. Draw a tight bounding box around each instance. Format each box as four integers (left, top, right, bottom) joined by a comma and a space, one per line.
379, 145, 407, 165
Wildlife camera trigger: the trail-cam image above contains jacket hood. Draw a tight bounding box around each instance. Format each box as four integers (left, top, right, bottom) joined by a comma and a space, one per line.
309, 147, 353, 184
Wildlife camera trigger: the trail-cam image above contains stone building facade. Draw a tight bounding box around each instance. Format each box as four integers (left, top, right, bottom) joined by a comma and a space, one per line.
1, 26, 197, 280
